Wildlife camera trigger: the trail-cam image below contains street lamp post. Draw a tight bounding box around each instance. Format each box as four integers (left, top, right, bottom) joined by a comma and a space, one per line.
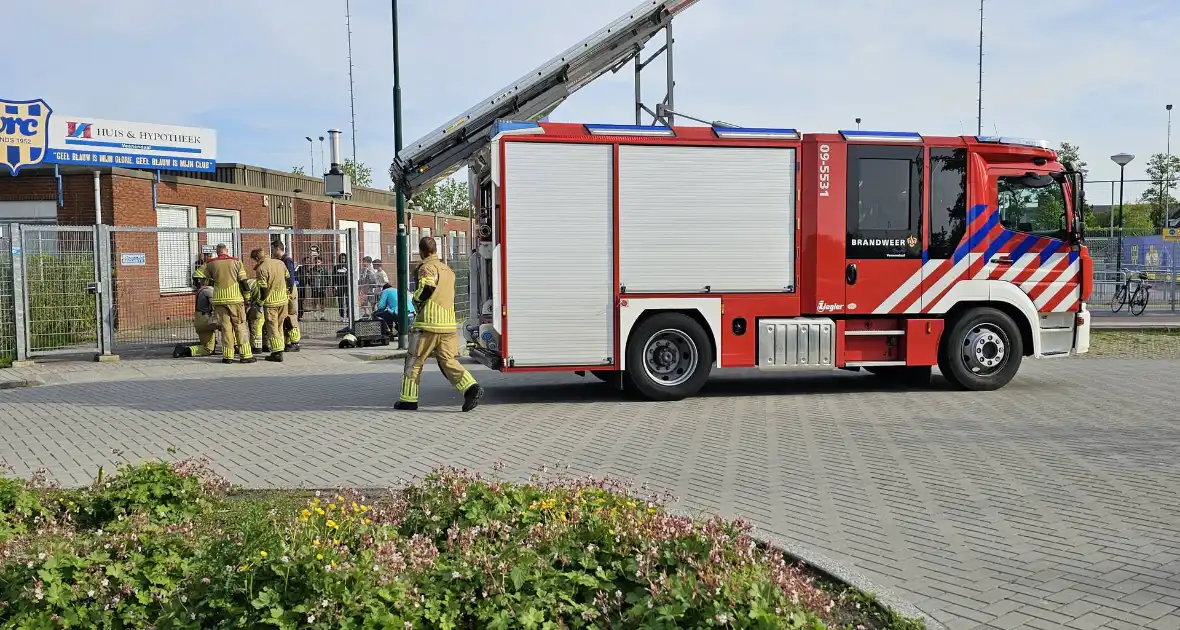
1167, 104, 1173, 227
305, 137, 315, 176
392, 0, 410, 350
318, 136, 326, 175
1111, 152, 1135, 274
855, 117, 861, 130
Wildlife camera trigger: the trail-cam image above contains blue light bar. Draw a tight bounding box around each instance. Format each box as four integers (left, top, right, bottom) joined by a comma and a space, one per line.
975, 136, 1053, 150
839, 130, 922, 143
713, 126, 800, 140
584, 123, 675, 137
491, 120, 545, 138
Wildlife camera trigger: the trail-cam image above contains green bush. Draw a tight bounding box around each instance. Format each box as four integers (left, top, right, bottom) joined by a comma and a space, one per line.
22, 253, 98, 352
0, 463, 924, 630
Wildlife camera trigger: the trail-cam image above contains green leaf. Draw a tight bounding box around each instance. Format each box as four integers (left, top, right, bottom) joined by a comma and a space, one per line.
519, 608, 545, 629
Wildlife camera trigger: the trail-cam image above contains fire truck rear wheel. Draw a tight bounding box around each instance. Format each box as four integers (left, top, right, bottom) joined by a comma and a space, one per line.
626, 312, 713, 401
940, 307, 1024, 391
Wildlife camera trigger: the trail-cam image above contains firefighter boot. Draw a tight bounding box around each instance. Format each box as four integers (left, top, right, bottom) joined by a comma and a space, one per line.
286, 343, 301, 353
241, 356, 258, 364
462, 384, 485, 413
266, 352, 284, 363
394, 401, 418, 411
173, 344, 191, 358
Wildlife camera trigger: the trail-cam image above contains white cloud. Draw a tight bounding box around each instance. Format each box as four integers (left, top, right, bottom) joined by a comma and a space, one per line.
8, 0, 1179, 190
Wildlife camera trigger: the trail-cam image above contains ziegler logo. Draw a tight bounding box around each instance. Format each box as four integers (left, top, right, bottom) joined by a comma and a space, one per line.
817, 300, 844, 313
818, 144, 831, 197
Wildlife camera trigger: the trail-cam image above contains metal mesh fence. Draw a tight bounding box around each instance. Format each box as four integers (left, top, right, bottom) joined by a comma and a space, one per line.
19, 226, 99, 355
0, 231, 14, 365
108, 227, 357, 353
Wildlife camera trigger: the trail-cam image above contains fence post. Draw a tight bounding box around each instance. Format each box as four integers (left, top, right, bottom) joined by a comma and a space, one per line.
96, 225, 117, 356
10, 224, 27, 363
348, 227, 360, 328
1172, 240, 1178, 312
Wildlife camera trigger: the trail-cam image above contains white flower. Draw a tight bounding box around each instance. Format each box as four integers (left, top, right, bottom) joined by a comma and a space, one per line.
101, 578, 109, 587
95, 529, 103, 537
307, 614, 316, 623
25, 561, 32, 568
321, 599, 330, 608
37, 552, 46, 560
281, 556, 290, 563
451, 571, 461, 579
87, 590, 95, 598
190, 613, 196, 620
716, 613, 729, 624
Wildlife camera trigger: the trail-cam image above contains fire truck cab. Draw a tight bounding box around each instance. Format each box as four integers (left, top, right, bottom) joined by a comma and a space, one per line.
463, 121, 1092, 401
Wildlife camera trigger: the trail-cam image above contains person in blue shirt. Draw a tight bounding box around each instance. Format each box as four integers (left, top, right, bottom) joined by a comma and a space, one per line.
374, 282, 414, 334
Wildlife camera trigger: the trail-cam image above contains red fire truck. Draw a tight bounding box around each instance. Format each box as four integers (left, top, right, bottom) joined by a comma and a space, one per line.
461, 121, 1092, 401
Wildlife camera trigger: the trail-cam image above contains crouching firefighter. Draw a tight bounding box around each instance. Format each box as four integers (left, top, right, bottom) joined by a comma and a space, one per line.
173, 266, 218, 358
396, 236, 484, 412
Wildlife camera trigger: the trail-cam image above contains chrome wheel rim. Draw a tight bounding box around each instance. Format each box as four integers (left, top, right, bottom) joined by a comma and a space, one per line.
961, 323, 1008, 375
642, 329, 698, 388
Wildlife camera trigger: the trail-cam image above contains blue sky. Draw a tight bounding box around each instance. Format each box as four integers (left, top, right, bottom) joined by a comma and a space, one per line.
8, 0, 1178, 198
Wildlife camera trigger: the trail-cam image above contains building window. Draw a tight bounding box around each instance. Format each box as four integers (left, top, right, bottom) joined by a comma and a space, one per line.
268, 226, 291, 253
458, 230, 467, 257
362, 221, 381, 261
205, 209, 240, 257
157, 204, 197, 293
338, 219, 359, 258
846, 145, 923, 259
928, 148, 968, 260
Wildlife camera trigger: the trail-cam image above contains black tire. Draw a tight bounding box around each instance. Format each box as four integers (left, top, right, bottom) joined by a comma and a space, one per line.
939, 307, 1024, 391
1111, 285, 1124, 313
865, 366, 932, 387
624, 312, 713, 401
1130, 286, 1149, 316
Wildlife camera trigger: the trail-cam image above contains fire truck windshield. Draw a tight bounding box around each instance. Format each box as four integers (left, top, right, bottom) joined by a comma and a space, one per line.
996, 174, 1070, 240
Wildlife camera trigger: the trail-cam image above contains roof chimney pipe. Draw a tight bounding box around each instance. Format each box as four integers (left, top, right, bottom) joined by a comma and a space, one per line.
327, 129, 343, 174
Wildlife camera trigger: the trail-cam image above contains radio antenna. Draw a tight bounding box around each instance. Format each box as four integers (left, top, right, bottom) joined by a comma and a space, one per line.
345, 0, 359, 163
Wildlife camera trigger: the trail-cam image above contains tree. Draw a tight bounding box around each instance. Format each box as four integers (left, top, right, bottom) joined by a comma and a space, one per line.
410, 178, 471, 217
1056, 142, 1097, 227
291, 166, 306, 176
1136, 152, 1180, 227
342, 158, 373, 188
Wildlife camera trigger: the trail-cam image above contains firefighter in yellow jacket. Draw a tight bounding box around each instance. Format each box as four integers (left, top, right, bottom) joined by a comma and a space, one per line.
172, 266, 218, 358
396, 237, 484, 412
252, 248, 291, 362
245, 277, 264, 353
205, 244, 255, 364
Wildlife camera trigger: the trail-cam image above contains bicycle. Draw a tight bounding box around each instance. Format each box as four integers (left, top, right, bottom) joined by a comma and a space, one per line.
1110, 270, 1152, 316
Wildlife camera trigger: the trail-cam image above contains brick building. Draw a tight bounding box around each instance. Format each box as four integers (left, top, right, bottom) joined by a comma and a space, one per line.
0, 164, 470, 341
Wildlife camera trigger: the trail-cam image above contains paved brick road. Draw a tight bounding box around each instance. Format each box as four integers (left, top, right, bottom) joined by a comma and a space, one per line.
1, 358, 1179, 630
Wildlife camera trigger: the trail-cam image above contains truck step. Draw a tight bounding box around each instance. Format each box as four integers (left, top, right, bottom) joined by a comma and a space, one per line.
845, 360, 907, 367
844, 329, 906, 336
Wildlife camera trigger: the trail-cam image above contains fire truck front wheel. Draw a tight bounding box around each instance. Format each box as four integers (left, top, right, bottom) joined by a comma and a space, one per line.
626, 312, 714, 401
939, 307, 1024, 391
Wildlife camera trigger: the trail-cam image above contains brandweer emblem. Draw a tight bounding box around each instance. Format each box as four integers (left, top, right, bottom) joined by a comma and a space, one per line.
0, 98, 52, 176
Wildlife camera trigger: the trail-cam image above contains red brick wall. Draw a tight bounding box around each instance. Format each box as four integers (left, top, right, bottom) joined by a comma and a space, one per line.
0, 169, 473, 331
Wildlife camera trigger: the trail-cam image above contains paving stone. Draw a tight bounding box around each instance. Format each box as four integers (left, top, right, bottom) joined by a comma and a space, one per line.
1, 358, 1179, 630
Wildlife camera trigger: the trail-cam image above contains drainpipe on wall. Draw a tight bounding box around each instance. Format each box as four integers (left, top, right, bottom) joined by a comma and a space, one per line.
92, 170, 102, 225
331, 199, 337, 230
151, 171, 160, 212
54, 164, 63, 208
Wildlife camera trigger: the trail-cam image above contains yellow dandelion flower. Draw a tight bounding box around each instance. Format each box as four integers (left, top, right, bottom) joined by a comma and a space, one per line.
336, 495, 345, 502
313, 539, 321, 547
315, 507, 325, 515
316, 553, 323, 560
301, 509, 311, 518
328, 503, 337, 510
363, 518, 371, 525
237, 565, 248, 572
260, 551, 268, 558
333, 538, 340, 546
326, 520, 338, 529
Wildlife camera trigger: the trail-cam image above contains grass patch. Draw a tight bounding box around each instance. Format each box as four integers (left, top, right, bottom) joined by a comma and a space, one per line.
1086, 330, 1180, 359
1, 460, 924, 629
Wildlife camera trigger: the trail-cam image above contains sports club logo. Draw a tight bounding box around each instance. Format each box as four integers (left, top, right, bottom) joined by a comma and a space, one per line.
0, 98, 52, 176
67, 121, 92, 139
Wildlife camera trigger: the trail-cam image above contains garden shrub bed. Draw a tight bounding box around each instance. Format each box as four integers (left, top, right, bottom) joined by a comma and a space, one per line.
0, 459, 924, 629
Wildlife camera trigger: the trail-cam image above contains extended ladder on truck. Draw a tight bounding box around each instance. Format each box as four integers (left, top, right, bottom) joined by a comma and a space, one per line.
392, 0, 700, 196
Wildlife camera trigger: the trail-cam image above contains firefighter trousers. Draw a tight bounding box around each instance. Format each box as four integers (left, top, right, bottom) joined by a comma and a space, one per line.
264, 303, 287, 353
399, 331, 478, 403
187, 312, 218, 357
285, 293, 301, 344
214, 303, 252, 360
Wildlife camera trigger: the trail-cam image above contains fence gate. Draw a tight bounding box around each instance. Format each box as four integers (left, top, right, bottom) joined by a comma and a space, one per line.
14, 224, 103, 359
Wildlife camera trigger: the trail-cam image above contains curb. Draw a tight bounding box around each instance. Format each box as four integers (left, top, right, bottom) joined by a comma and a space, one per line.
0, 377, 44, 390
757, 529, 949, 630
1092, 325, 1180, 332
